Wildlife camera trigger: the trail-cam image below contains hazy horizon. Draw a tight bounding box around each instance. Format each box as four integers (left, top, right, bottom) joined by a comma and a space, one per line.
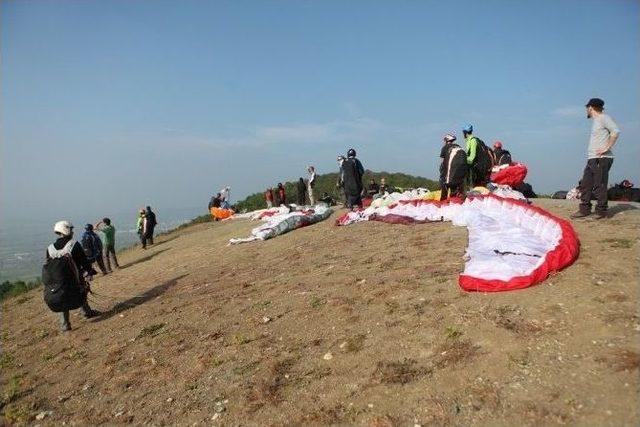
2, 0, 639, 225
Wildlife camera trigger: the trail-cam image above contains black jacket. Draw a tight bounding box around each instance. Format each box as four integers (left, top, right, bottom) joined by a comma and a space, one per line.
341, 157, 364, 196
46, 236, 97, 275
494, 149, 512, 166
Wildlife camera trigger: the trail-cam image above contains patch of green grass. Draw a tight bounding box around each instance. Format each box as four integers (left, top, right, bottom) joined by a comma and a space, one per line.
137, 323, 166, 339
233, 360, 261, 375
602, 238, 634, 249
252, 300, 271, 309
444, 326, 463, 340
42, 352, 55, 362
310, 296, 326, 309
1, 402, 30, 424
0, 279, 41, 302
1, 374, 24, 407
0, 352, 14, 369
64, 349, 87, 361
234, 334, 255, 345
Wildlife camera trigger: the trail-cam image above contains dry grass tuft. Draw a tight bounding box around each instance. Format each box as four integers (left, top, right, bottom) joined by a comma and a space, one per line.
596, 349, 640, 372
434, 339, 481, 369
372, 358, 432, 384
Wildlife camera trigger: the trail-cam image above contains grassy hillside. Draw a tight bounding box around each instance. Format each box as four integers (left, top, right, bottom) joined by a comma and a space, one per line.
235, 170, 440, 212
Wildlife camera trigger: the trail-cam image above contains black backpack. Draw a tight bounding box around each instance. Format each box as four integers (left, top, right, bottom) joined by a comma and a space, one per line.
473, 138, 492, 173
42, 241, 85, 312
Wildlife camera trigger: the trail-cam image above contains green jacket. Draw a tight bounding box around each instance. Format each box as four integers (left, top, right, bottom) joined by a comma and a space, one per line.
98, 224, 116, 247
465, 135, 478, 165
136, 215, 144, 233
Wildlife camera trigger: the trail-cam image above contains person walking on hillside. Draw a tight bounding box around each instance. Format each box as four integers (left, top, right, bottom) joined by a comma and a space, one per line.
265, 188, 274, 208
95, 218, 119, 272
81, 224, 108, 275
492, 141, 512, 166
572, 98, 620, 219
297, 178, 307, 205
45, 221, 100, 331
307, 166, 317, 205
143, 206, 158, 247
439, 133, 467, 200
276, 183, 286, 206
463, 124, 491, 186
220, 186, 231, 209
341, 148, 365, 209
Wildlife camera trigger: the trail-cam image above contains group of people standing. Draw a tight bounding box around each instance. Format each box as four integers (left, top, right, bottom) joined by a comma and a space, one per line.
438, 124, 514, 200
136, 206, 158, 249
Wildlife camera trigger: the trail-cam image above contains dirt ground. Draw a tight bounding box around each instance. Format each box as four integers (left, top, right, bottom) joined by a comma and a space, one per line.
1, 199, 639, 426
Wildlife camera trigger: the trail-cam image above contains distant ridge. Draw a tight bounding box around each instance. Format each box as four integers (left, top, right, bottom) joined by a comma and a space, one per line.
235, 170, 439, 212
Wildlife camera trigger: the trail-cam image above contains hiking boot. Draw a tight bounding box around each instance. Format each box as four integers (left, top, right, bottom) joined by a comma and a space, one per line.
61, 323, 72, 332
570, 211, 591, 219
595, 212, 608, 220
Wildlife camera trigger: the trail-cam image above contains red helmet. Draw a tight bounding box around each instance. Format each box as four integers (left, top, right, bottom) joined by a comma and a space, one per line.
493, 141, 503, 149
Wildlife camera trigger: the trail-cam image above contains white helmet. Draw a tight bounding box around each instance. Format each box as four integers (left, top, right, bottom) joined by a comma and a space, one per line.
53, 220, 74, 236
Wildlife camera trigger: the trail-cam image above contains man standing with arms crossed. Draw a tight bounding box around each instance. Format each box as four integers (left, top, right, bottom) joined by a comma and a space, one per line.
572, 98, 620, 220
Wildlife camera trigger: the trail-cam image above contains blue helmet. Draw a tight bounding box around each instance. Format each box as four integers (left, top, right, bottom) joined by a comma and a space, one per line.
462, 124, 473, 133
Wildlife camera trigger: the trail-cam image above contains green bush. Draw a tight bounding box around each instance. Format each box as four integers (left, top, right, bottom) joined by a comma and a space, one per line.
0, 279, 41, 302
234, 170, 439, 212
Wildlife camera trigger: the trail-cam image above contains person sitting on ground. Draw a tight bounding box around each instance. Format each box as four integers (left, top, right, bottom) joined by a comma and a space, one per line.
265, 188, 274, 208
378, 177, 394, 195
439, 133, 467, 200
367, 178, 380, 197
46, 221, 100, 331
276, 183, 286, 206
493, 141, 512, 166
318, 192, 335, 206
95, 218, 119, 272
297, 177, 307, 205
208, 193, 222, 210
81, 224, 108, 275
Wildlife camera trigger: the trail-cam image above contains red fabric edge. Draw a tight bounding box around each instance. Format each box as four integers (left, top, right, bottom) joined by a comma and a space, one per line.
334, 194, 580, 292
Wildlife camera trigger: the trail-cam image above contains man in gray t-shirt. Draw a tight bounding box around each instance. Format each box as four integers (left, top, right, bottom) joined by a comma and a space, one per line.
572, 98, 620, 219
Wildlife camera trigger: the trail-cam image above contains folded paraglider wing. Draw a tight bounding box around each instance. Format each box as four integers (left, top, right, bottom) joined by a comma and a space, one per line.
490, 163, 528, 188
335, 195, 579, 292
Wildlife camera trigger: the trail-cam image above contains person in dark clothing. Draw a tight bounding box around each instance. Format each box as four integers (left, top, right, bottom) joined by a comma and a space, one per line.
47, 221, 100, 331
143, 206, 158, 246
81, 224, 107, 275
297, 178, 307, 205
276, 183, 286, 206
341, 148, 365, 209
208, 193, 222, 210
367, 179, 380, 197
492, 141, 512, 166
439, 133, 467, 200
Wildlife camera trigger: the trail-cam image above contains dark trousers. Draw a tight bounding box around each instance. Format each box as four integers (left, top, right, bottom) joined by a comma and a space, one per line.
469, 167, 487, 187
440, 183, 464, 201
141, 229, 155, 248
93, 255, 107, 274
104, 244, 119, 271
579, 158, 613, 214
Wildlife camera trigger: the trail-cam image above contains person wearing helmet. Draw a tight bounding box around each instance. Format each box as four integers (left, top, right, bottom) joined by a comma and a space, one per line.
81, 224, 108, 275
46, 221, 100, 331
493, 141, 512, 166
341, 148, 365, 209
439, 133, 467, 200
462, 124, 491, 186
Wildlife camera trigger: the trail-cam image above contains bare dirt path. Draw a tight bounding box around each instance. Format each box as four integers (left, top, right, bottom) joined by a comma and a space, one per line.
1, 199, 639, 426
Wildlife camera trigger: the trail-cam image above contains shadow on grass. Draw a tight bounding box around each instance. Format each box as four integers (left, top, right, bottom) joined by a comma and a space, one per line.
119, 248, 171, 269
608, 203, 639, 218
95, 274, 187, 321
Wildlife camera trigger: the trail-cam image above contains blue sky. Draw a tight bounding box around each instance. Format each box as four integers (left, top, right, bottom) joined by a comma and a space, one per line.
2, 0, 638, 221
